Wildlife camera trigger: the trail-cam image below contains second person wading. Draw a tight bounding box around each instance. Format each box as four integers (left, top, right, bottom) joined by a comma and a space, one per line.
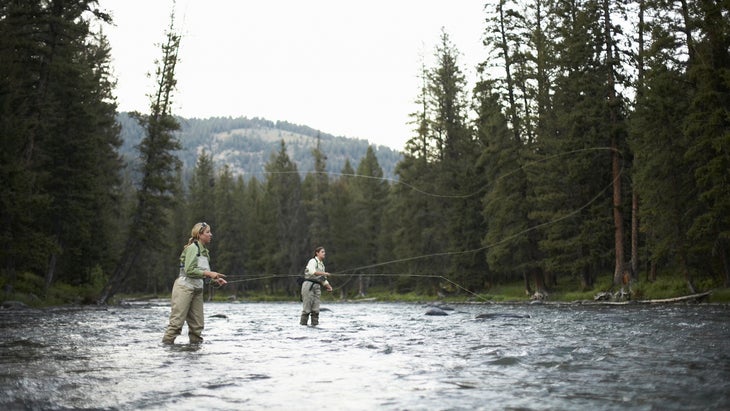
300, 246, 332, 326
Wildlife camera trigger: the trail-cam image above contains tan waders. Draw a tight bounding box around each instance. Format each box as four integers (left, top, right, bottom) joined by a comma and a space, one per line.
300, 279, 322, 326
299, 311, 320, 326
162, 277, 205, 344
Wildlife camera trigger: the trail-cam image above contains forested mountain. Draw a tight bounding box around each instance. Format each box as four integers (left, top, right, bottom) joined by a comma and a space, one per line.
116, 113, 402, 182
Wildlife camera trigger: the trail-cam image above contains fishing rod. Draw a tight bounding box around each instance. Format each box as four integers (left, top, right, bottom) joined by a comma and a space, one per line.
214, 272, 491, 303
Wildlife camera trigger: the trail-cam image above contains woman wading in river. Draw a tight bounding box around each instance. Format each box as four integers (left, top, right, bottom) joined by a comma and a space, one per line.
162, 222, 227, 344
300, 246, 332, 326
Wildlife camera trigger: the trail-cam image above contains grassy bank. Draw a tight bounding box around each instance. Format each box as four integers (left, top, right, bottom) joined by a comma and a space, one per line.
2, 271, 729, 308
317, 273, 730, 305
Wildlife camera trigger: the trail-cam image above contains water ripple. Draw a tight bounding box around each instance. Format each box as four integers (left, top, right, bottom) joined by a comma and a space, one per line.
1, 302, 728, 410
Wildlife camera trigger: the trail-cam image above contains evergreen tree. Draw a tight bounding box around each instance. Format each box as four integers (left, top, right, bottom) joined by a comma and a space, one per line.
427, 31, 487, 291
350, 146, 390, 296
213, 165, 246, 297
476, 80, 533, 290
242, 176, 271, 292
327, 160, 358, 297
159, 167, 188, 295
0, 0, 121, 297
683, 0, 730, 287
481, 0, 544, 294
630, 56, 695, 290
42, 26, 123, 290
263, 141, 309, 294
394, 60, 442, 294
302, 135, 331, 250
189, 150, 216, 225
98, 9, 182, 304
527, 0, 619, 293
392, 29, 477, 296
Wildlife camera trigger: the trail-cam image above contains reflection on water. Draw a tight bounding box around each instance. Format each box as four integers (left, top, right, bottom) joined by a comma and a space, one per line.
1, 301, 728, 410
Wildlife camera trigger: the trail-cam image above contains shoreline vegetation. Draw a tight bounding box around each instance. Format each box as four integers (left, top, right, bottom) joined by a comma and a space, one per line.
2, 273, 728, 308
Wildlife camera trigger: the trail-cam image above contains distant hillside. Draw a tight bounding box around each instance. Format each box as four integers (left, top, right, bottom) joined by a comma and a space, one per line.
117, 113, 403, 182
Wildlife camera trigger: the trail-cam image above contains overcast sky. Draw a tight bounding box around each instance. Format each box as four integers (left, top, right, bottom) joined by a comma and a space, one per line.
101, 1, 488, 151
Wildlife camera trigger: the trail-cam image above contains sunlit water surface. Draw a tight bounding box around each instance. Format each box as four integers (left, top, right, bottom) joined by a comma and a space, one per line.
1, 301, 728, 410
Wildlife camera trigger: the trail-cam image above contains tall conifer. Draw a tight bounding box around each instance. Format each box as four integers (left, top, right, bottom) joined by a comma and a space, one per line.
98, 8, 182, 304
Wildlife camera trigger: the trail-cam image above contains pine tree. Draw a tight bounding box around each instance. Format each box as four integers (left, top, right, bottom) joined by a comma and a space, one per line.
527, 0, 620, 294
263, 141, 309, 294
0, 0, 121, 297
302, 135, 331, 250
350, 146, 390, 296
98, 8, 182, 304
242, 176, 270, 292
213, 165, 246, 297
480, 0, 552, 295
684, 0, 730, 287
327, 160, 358, 297
476, 80, 532, 289
189, 150, 216, 225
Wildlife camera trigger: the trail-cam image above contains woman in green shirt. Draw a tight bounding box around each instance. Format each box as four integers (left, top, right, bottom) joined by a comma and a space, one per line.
162, 222, 226, 344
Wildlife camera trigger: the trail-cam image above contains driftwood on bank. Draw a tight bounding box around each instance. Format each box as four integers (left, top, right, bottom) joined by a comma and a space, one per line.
590, 290, 713, 305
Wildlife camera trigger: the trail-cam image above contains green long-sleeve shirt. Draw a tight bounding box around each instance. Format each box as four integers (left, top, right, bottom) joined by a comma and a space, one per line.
179, 241, 210, 279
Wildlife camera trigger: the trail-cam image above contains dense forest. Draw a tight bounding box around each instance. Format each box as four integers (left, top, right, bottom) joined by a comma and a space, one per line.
1, 1, 728, 305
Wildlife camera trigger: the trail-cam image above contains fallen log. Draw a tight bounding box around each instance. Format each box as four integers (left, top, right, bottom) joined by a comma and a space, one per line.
640, 290, 712, 304
588, 290, 713, 305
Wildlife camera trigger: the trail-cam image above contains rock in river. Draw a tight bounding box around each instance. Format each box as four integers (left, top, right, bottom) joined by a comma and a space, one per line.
476, 313, 530, 320
425, 307, 449, 316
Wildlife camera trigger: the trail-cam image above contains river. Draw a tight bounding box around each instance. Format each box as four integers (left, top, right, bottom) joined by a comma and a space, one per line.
1, 301, 728, 410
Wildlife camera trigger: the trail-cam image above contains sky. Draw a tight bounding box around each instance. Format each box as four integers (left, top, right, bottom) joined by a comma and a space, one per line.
101, 1, 488, 151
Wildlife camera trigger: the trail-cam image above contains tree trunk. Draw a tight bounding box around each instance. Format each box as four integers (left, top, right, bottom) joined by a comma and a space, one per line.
679, 253, 696, 294
648, 260, 657, 282
604, 0, 625, 288
523, 271, 533, 296
611, 137, 625, 288
580, 265, 593, 291
358, 274, 366, 297
533, 267, 546, 297
45, 252, 57, 296
721, 246, 730, 288
630, 189, 639, 280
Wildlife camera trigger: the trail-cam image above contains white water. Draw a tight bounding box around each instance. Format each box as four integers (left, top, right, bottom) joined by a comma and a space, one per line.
1, 301, 728, 410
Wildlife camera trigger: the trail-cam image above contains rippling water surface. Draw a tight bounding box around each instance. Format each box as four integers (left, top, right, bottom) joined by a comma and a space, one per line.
1, 301, 728, 410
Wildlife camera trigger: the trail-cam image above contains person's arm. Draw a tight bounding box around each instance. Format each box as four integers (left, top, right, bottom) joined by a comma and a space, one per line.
317, 261, 332, 291
304, 259, 332, 291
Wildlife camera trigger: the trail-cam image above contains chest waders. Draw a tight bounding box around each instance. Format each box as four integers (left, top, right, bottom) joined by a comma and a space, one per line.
301, 258, 325, 325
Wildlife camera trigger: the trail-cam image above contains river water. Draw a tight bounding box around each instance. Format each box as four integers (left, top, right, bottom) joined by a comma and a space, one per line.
0, 300, 728, 411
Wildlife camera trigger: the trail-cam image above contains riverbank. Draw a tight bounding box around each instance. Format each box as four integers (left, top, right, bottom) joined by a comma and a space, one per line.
3, 272, 729, 308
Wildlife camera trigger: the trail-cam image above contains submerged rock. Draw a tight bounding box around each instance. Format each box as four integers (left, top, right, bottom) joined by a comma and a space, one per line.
475, 313, 530, 320
1, 301, 29, 310
425, 307, 448, 316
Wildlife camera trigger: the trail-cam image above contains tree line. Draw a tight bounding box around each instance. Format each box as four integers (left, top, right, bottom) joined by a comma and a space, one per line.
0, 1, 727, 305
